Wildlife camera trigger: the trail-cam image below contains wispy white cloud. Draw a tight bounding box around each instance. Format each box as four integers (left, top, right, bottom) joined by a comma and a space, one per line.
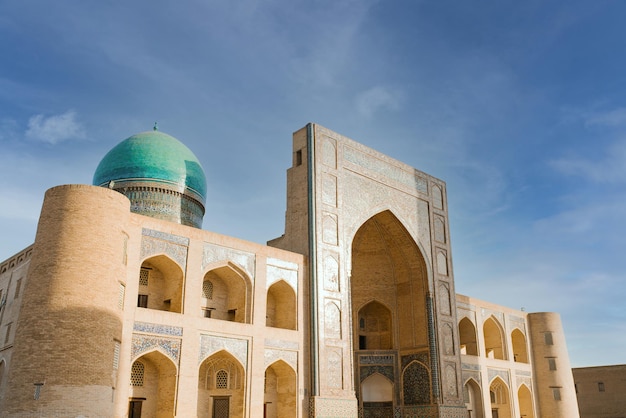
25, 110, 85, 144
550, 138, 626, 182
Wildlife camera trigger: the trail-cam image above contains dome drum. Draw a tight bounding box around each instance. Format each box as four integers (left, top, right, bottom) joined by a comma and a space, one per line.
93, 130, 207, 228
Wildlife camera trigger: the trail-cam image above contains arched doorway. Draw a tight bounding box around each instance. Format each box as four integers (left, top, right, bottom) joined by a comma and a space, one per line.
518, 384, 535, 418
463, 378, 484, 418
362, 373, 393, 418
197, 350, 246, 418
129, 350, 177, 418
264, 360, 296, 417
489, 377, 511, 418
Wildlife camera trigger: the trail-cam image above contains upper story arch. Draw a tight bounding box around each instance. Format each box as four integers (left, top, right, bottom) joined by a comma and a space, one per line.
266, 279, 297, 330
511, 328, 529, 363
138, 254, 184, 313
483, 316, 507, 360
356, 300, 393, 350
458, 317, 479, 356
201, 261, 252, 324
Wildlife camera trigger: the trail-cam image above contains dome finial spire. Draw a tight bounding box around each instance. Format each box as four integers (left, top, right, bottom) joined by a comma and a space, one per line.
153, 122, 158, 131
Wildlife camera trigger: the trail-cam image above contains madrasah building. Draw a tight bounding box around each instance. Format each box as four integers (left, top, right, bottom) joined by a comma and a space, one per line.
0, 123, 579, 418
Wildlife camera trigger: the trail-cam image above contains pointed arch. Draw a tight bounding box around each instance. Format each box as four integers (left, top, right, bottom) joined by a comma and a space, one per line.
201, 263, 252, 323
483, 316, 506, 360
197, 350, 246, 418
138, 254, 185, 313
357, 300, 393, 350
463, 377, 484, 418
362, 372, 393, 402
264, 360, 296, 418
489, 376, 512, 418
351, 210, 430, 351
459, 317, 479, 356
362, 372, 394, 416
266, 279, 296, 330
511, 328, 529, 363
129, 350, 177, 418
517, 383, 535, 418
402, 361, 431, 405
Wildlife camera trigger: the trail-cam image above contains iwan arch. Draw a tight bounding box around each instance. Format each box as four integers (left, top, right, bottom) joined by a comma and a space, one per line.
0, 124, 579, 417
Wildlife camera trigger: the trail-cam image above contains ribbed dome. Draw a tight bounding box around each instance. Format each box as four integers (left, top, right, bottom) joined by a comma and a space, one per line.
93, 130, 207, 228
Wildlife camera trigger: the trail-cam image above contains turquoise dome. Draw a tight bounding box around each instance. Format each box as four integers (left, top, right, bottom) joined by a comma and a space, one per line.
93, 130, 207, 228
93, 130, 206, 202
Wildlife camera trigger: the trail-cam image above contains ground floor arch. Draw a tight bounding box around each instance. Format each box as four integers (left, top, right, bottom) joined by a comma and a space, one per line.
197, 350, 246, 418
464, 378, 484, 418
129, 350, 177, 418
264, 360, 296, 418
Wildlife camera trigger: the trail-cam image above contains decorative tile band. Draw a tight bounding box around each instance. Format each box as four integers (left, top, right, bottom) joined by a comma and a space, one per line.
133, 321, 183, 337
359, 354, 395, 365
310, 396, 358, 418
142, 228, 190, 246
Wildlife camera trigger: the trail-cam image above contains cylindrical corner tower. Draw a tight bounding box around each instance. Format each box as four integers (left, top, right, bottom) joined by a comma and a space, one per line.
527, 312, 580, 418
3, 185, 130, 417
93, 130, 207, 228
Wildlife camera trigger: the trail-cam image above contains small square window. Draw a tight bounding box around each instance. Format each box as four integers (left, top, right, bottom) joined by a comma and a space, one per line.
548, 358, 557, 371
137, 294, 148, 308
552, 387, 561, 401
139, 269, 149, 286
598, 382, 605, 392
544, 332, 554, 345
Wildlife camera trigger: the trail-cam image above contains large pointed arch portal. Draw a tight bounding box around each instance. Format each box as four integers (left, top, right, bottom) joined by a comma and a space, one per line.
351, 210, 433, 414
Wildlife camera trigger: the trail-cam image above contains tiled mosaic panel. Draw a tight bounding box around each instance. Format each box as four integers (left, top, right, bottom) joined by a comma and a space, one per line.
403, 362, 431, 405
487, 368, 509, 386
133, 321, 183, 336
310, 397, 358, 418
363, 402, 393, 418
360, 365, 394, 383
131, 334, 181, 363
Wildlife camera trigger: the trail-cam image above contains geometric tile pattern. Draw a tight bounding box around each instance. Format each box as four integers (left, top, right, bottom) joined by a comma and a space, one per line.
131, 334, 181, 364
310, 397, 358, 418
133, 321, 183, 336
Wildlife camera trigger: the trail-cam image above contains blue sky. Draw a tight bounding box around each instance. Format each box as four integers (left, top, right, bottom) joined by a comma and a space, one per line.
1, 0, 625, 367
